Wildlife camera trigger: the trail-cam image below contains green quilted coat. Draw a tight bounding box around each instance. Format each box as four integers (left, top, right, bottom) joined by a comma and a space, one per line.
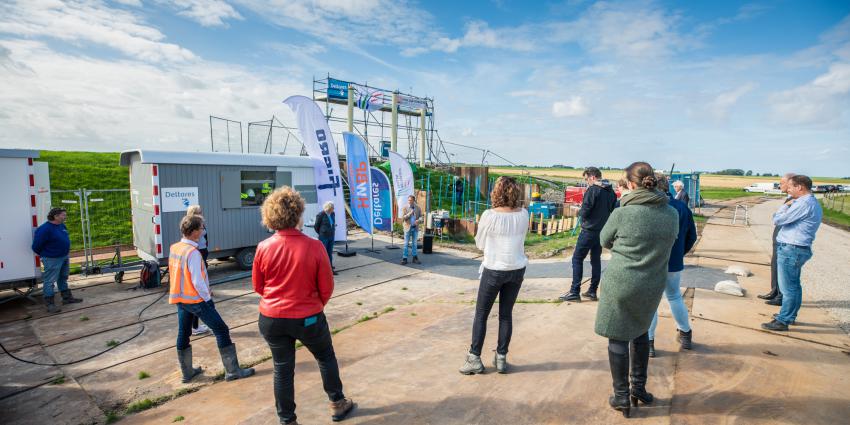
594, 189, 679, 341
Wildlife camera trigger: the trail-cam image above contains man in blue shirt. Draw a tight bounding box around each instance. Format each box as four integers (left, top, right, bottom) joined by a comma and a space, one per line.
762, 175, 822, 331
31, 208, 82, 313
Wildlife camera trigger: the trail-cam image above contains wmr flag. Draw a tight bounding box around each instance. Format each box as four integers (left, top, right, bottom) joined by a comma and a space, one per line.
343, 132, 372, 234
370, 167, 392, 232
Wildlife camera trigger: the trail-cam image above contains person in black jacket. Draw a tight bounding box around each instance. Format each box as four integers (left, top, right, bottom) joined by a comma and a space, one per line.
560, 167, 617, 302
313, 201, 338, 276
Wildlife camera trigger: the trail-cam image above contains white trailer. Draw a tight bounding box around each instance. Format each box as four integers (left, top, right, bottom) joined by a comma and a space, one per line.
120, 150, 321, 269
0, 149, 42, 297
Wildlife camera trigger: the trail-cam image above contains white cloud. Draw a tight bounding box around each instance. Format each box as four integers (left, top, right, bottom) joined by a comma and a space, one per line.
706, 82, 757, 120
0, 39, 308, 151
769, 63, 850, 126
162, 0, 243, 27
0, 0, 195, 63
552, 96, 589, 117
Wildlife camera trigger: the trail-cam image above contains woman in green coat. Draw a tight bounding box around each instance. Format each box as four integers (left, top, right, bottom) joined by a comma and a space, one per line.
595, 162, 678, 418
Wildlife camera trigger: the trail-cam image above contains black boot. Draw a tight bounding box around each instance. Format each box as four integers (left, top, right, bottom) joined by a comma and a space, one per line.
44, 295, 60, 313
648, 340, 656, 358
677, 329, 693, 350
765, 296, 783, 306
630, 338, 654, 406
757, 290, 777, 300
219, 344, 255, 381
177, 346, 203, 383
61, 290, 83, 304
607, 346, 631, 418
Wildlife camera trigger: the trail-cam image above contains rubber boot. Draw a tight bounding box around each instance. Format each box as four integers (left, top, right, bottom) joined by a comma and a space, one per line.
494, 352, 508, 374
61, 290, 83, 304
219, 344, 255, 381
678, 329, 693, 350
608, 346, 631, 418
44, 295, 60, 313
458, 352, 485, 375
648, 340, 656, 358
329, 397, 355, 422
177, 346, 203, 383
630, 339, 654, 406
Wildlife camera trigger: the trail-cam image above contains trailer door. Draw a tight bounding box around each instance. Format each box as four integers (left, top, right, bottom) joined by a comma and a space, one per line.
0, 157, 38, 283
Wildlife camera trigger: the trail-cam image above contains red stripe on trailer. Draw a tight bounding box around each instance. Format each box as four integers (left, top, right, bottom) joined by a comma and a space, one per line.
154, 205, 160, 215
152, 165, 158, 176
35, 256, 41, 267
155, 224, 161, 235
28, 158, 33, 166
31, 194, 36, 207
29, 174, 34, 186
156, 243, 162, 254
153, 185, 158, 196
1, 261, 4, 269
32, 215, 37, 227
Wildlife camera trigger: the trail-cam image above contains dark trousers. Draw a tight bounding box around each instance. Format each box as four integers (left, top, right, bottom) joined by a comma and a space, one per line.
470, 267, 526, 356
608, 332, 650, 354
769, 226, 782, 299
259, 312, 344, 424
176, 300, 232, 350
188, 249, 210, 330
319, 236, 334, 267
570, 229, 602, 294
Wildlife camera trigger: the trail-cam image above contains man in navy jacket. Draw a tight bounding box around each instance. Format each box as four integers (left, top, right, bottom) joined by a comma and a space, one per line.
32, 208, 82, 313
560, 167, 617, 302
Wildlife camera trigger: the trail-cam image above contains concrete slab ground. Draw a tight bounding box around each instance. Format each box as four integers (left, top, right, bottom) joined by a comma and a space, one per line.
2, 203, 850, 424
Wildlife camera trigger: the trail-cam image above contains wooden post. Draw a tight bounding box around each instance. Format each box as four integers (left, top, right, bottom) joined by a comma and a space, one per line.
538, 213, 544, 235
528, 212, 534, 232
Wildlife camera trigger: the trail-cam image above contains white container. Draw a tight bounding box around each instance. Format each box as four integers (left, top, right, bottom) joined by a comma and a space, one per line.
0, 149, 42, 287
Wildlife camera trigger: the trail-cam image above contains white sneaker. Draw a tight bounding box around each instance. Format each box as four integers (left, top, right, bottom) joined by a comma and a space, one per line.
192, 324, 211, 335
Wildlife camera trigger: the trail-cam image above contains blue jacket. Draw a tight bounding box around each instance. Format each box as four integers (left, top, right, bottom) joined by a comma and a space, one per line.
667, 195, 697, 272
32, 222, 71, 258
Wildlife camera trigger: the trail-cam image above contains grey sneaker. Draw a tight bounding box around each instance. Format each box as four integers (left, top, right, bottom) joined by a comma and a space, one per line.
494, 352, 508, 374
459, 353, 484, 375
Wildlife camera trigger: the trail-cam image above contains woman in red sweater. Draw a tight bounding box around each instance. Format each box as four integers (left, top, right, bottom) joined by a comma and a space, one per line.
254, 187, 355, 425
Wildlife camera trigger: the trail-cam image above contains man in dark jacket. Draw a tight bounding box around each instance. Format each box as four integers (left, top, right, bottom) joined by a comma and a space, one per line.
313, 201, 338, 275
32, 207, 82, 313
561, 167, 617, 302
758, 173, 795, 306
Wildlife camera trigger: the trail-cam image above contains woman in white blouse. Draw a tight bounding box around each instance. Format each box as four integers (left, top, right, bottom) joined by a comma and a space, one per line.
459, 176, 529, 375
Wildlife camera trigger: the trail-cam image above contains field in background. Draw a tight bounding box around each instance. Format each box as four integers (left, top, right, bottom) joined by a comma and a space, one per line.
491, 167, 850, 189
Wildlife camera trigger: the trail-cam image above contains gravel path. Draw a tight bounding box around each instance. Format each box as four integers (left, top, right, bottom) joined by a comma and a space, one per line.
748, 198, 850, 334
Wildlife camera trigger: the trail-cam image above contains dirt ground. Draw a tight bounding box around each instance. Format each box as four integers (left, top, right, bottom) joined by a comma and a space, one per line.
1, 198, 849, 425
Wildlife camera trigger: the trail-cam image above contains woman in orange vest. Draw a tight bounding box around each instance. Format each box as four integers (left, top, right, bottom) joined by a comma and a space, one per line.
171, 215, 255, 383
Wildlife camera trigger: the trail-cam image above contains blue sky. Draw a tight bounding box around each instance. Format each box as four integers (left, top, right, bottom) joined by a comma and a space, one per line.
1, 1, 848, 176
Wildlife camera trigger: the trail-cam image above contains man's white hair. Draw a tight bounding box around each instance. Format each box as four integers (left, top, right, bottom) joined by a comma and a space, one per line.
323, 201, 334, 211
672, 180, 684, 188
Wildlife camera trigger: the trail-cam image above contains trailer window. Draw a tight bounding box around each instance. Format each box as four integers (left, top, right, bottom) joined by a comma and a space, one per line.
241, 171, 275, 206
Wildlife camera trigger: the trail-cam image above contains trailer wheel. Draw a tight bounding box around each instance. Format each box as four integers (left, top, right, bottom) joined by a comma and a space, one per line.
114, 271, 124, 285
235, 248, 255, 270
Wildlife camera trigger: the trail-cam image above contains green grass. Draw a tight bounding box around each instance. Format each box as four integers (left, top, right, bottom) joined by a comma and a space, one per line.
693, 214, 708, 223
39, 151, 132, 250
137, 371, 150, 380
105, 411, 120, 424
50, 375, 65, 385
699, 186, 759, 200
524, 231, 579, 257
125, 398, 155, 414
79, 316, 89, 321
106, 339, 120, 348
173, 416, 185, 422
821, 200, 850, 228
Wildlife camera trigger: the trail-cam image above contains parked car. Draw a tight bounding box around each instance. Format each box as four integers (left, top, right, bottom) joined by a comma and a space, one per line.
743, 182, 778, 193
812, 185, 838, 193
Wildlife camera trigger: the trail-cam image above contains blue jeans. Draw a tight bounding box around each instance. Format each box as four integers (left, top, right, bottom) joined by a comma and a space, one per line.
176, 300, 233, 350
775, 243, 813, 325
403, 227, 418, 259
42, 256, 70, 297
648, 271, 691, 340
569, 229, 602, 294
319, 236, 334, 267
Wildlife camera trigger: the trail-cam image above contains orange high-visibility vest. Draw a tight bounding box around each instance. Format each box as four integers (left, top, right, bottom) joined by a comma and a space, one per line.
168, 241, 207, 304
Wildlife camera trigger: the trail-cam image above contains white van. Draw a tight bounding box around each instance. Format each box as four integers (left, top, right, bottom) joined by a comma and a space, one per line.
743, 182, 778, 193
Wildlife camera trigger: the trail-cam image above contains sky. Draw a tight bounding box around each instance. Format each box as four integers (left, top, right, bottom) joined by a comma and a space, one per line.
0, 0, 849, 177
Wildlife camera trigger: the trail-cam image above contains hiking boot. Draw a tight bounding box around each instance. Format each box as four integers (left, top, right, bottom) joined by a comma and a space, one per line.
761, 319, 789, 331
677, 329, 693, 350
219, 344, 255, 381
44, 295, 60, 313
459, 352, 485, 375
765, 297, 783, 306
401, 258, 408, 265
330, 398, 355, 422
494, 352, 508, 374
412, 256, 421, 264
559, 292, 581, 302
177, 346, 203, 383
648, 340, 656, 358
581, 291, 598, 301
61, 290, 82, 304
